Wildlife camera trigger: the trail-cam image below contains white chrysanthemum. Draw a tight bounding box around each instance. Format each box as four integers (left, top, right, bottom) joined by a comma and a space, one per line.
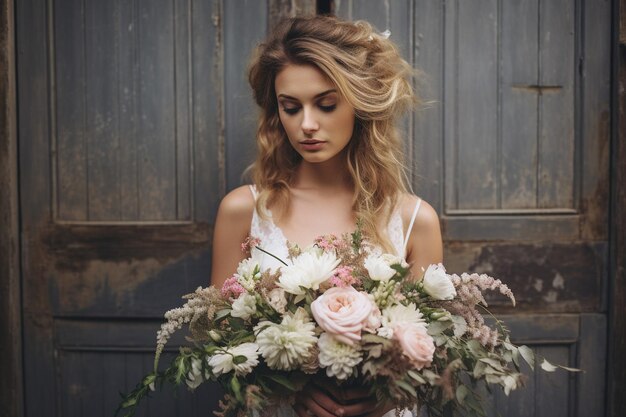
277, 251, 340, 296
364, 253, 402, 282
207, 342, 260, 376
255, 308, 317, 370
235, 256, 262, 291
317, 333, 362, 380
422, 264, 457, 300
186, 357, 210, 389
231, 293, 257, 320
378, 303, 426, 339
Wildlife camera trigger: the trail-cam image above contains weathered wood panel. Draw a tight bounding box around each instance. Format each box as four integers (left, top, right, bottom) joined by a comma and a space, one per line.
608, 3, 626, 413
413, 0, 444, 214
53, 0, 195, 222
224, 0, 268, 190
445, 241, 606, 313
501, 0, 539, 209
18, 0, 225, 415
0, 0, 23, 416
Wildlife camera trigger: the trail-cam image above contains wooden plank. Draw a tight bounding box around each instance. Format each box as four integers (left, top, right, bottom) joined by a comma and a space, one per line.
16, 0, 58, 414
0, 0, 24, 415
224, 0, 267, 191
537, 0, 575, 209
608, 10, 626, 414
174, 0, 192, 220
191, 0, 222, 223
118, 0, 140, 220
268, 0, 316, 30
500, 0, 539, 209
580, 0, 611, 240
445, 241, 606, 314
414, 0, 444, 214
442, 214, 580, 241
136, 0, 177, 220
54, 0, 88, 221
454, 0, 499, 210
577, 314, 606, 417
84, 0, 122, 220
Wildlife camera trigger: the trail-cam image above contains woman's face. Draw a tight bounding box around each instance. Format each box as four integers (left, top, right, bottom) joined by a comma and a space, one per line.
274, 64, 355, 164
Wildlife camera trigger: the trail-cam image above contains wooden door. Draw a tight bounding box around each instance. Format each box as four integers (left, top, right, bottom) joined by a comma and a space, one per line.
15, 0, 274, 415
337, 1, 611, 416
16, 0, 611, 416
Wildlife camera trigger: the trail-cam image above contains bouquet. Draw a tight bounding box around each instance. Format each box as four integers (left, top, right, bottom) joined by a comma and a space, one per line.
117, 228, 569, 417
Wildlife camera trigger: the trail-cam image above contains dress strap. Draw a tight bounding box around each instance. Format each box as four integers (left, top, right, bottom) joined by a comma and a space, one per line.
402, 198, 422, 254
249, 184, 258, 201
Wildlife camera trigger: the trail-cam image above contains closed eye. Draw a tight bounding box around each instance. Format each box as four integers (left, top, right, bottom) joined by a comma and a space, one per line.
282, 106, 300, 115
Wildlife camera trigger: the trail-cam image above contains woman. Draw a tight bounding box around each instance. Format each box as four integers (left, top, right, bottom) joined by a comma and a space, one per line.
211, 15, 442, 417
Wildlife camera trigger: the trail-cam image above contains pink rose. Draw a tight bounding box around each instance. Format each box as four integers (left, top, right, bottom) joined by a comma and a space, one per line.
363, 304, 382, 333
394, 323, 435, 370
311, 286, 375, 345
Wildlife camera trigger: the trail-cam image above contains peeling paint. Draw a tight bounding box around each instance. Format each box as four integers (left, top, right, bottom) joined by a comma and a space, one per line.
553, 273, 565, 289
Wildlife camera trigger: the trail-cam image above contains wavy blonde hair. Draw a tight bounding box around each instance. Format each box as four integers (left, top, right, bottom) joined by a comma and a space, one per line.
247, 15, 417, 252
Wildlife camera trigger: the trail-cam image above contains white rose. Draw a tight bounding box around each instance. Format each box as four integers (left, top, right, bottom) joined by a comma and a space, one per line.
207, 342, 260, 376
277, 251, 340, 296
186, 357, 210, 389
364, 253, 402, 282
231, 293, 257, 320
422, 264, 456, 300
266, 288, 287, 314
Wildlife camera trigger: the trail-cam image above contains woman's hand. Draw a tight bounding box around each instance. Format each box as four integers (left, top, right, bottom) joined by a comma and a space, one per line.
292, 381, 394, 417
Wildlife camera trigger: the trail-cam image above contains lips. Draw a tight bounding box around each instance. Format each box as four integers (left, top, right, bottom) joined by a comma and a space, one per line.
299, 139, 326, 151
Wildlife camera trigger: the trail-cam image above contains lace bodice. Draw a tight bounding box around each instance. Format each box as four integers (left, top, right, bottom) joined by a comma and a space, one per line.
248, 185, 421, 272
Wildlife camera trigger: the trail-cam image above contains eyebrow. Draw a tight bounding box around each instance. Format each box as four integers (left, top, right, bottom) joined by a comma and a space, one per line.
277, 89, 337, 101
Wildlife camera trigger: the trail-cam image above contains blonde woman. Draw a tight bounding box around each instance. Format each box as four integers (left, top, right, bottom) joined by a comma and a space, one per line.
211, 15, 442, 417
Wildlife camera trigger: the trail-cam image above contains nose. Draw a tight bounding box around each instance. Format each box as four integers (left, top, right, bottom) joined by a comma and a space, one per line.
301, 107, 319, 134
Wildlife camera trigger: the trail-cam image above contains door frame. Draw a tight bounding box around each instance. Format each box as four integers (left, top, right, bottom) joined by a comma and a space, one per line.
0, 0, 24, 416
608, 0, 626, 415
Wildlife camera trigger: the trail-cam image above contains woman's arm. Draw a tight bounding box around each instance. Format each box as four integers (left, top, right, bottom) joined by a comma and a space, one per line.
210, 185, 256, 288
403, 195, 444, 278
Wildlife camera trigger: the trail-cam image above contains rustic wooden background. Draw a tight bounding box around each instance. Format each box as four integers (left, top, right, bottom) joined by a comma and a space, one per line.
0, 0, 620, 416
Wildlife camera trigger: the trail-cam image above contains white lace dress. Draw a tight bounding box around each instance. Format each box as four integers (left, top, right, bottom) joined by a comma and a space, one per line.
248, 185, 421, 417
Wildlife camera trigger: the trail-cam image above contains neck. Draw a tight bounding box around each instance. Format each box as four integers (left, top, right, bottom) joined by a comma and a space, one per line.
293, 154, 353, 191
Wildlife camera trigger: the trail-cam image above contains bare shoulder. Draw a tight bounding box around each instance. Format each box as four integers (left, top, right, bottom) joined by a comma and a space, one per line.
398, 193, 440, 231
398, 193, 443, 271
217, 185, 256, 220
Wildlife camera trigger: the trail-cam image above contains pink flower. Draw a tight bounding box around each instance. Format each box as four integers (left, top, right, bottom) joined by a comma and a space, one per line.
241, 236, 261, 253
394, 323, 435, 370
311, 286, 376, 345
328, 266, 360, 288
221, 275, 245, 299
363, 303, 382, 333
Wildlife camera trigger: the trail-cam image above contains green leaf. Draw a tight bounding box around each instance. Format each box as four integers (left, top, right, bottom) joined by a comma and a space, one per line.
396, 380, 417, 397
479, 358, 504, 370
214, 308, 231, 322
230, 376, 243, 403
266, 374, 297, 391
427, 321, 453, 336
407, 370, 426, 384
456, 385, 469, 404
518, 345, 535, 371
540, 359, 558, 372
